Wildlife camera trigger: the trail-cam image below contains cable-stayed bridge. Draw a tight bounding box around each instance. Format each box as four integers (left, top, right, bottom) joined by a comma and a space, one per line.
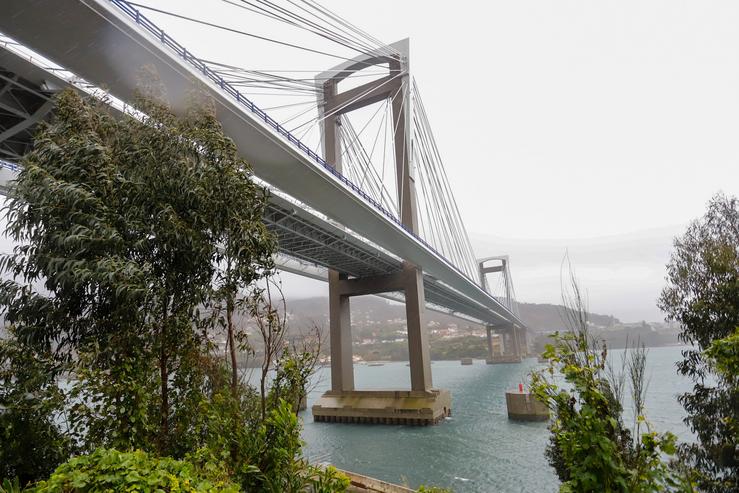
0, 0, 527, 424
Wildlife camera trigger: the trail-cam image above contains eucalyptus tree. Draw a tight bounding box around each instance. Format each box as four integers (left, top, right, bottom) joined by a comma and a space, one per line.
0, 84, 276, 458
189, 96, 276, 393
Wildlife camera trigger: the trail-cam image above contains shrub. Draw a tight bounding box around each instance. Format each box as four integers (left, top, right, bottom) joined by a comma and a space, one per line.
531, 268, 689, 492
31, 448, 239, 492
305, 465, 351, 493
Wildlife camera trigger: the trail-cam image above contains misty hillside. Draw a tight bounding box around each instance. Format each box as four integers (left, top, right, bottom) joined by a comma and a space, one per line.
284, 296, 619, 333
518, 302, 619, 331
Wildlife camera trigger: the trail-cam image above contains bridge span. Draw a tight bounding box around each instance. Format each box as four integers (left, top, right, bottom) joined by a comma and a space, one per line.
0, 0, 528, 424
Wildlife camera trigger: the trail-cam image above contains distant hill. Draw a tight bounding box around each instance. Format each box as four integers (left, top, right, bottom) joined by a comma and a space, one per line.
284, 296, 620, 333
518, 302, 620, 332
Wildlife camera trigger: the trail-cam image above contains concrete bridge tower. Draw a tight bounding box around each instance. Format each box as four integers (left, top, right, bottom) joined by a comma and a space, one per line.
311, 39, 450, 425
479, 256, 526, 363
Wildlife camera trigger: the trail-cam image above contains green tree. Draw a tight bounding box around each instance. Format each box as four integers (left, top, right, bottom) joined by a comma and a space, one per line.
269, 326, 322, 414
194, 92, 276, 394
0, 86, 349, 492
1, 88, 160, 463
658, 193, 739, 492
0, 85, 276, 461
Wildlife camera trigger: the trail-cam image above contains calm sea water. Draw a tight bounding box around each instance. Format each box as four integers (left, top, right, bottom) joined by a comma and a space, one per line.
300, 345, 694, 493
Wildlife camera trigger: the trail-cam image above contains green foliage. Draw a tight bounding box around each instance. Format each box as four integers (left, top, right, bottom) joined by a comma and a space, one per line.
269, 333, 321, 413
231, 399, 348, 493
0, 478, 22, 493
304, 465, 350, 493
0, 86, 344, 492
0, 327, 74, 486
701, 328, 739, 480
659, 193, 739, 492
0, 84, 276, 458
532, 271, 687, 492
31, 448, 239, 492
533, 333, 682, 492
251, 399, 310, 492
704, 327, 739, 381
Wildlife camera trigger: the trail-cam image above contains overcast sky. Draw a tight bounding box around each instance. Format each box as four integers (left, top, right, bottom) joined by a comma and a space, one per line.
8, 0, 739, 322
264, 0, 739, 322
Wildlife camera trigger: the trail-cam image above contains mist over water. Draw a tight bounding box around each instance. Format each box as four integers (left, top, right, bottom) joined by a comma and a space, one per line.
301, 346, 693, 492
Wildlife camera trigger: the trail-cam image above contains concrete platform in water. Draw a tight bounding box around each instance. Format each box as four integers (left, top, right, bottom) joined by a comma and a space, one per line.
505, 390, 549, 421
312, 389, 451, 425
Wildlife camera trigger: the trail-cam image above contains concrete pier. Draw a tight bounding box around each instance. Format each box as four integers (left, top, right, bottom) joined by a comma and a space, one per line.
313, 389, 451, 425
485, 324, 524, 364
505, 390, 549, 421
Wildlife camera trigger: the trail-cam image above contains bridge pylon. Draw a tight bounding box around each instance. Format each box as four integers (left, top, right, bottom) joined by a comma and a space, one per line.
311, 39, 450, 425
478, 256, 527, 364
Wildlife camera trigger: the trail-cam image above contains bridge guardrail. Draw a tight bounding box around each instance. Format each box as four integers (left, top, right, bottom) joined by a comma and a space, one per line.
0, 159, 20, 172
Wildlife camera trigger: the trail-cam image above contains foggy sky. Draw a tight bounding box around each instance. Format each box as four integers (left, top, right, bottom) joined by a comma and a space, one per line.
5, 1, 739, 323
239, 1, 739, 322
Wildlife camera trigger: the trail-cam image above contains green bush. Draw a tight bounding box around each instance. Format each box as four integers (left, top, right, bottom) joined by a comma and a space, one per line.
0, 478, 22, 493
530, 269, 692, 492
31, 448, 239, 492
305, 465, 350, 493
241, 399, 349, 493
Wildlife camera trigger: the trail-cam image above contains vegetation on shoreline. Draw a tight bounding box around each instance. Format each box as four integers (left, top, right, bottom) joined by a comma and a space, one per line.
532, 270, 686, 492
658, 194, 739, 492
532, 194, 738, 492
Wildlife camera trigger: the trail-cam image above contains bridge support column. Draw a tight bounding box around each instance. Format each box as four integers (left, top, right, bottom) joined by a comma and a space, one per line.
312, 39, 449, 425
486, 324, 523, 364
329, 270, 354, 392
404, 264, 432, 391
485, 325, 496, 363
313, 264, 450, 425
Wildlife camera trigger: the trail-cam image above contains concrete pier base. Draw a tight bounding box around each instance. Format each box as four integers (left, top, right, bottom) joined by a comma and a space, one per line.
312, 389, 451, 425
505, 390, 549, 421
